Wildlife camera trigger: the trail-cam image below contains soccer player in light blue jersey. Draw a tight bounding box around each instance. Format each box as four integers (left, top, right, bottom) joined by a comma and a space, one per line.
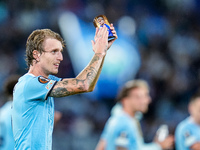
12, 26, 117, 150
95, 80, 174, 150
0, 75, 19, 150
175, 92, 200, 150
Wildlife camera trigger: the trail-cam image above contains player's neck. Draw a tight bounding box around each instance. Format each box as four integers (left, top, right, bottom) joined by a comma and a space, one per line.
123, 107, 136, 118
28, 65, 48, 78
191, 116, 200, 125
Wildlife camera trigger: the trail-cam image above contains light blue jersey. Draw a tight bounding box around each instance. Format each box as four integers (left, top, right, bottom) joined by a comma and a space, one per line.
175, 117, 200, 150
0, 101, 15, 150
12, 73, 61, 150
101, 104, 161, 150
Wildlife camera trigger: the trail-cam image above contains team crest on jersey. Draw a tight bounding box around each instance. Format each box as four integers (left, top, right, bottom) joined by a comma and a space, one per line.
38, 76, 50, 84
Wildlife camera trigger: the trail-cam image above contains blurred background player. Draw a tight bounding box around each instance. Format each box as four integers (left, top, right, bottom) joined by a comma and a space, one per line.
95, 79, 174, 150
0, 75, 20, 150
175, 92, 200, 150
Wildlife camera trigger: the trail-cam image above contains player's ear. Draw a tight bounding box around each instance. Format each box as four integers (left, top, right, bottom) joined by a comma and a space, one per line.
33, 50, 40, 61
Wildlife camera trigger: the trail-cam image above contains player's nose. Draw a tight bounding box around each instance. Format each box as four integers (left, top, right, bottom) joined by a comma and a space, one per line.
57, 51, 63, 61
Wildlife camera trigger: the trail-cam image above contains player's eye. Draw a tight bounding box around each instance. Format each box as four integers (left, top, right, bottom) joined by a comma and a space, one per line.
51, 50, 63, 55
51, 50, 57, 54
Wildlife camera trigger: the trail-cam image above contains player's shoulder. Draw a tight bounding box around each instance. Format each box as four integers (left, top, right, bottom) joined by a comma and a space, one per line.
20, 73, 54, 83
48, 74, 62, 81
176, 117, 193, 132
14, 74, 33, 88
19, 73, 37, 82
17, 74, 50, 90
107, 113, 131, 129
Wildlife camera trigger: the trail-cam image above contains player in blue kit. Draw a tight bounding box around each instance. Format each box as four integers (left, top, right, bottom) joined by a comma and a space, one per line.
12, 26, 117, 150
0, 75, 19, 150
95, 80, 174, 150
175, 92, 200, 150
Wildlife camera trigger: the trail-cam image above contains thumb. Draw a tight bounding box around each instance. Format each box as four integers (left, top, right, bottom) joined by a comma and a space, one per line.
91, 40, 95, 52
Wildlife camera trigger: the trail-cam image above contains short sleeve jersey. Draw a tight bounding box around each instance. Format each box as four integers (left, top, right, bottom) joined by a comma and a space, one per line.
175, 117, 200, 150
101, 112, 138, 150
12, 73, 61, 150
101, 105, 161, 150
0, 101, 15, 150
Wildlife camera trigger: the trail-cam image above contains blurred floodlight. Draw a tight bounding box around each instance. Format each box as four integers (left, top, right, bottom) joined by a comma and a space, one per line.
118, 16, 136, 36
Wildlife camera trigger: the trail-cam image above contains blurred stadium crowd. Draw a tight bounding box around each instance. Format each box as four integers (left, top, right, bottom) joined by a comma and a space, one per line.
0, 0, 200, 149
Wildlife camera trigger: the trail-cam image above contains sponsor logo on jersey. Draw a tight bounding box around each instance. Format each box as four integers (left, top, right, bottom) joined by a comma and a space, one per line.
45, 80, 55, 90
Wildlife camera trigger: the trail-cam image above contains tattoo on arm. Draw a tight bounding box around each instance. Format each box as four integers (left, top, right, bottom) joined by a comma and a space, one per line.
50, 80, 71, 97
50, 79, 86, 97
50, 53, 105, 97
77, 54, 104, 91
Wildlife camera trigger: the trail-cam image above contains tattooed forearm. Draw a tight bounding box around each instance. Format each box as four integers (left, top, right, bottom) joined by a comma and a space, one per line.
90, 54, 101, 65
76, 79, 86, 90
81, 54, 105, 91
86, 67, 97, 80
50, 53, 106, 97
51, 87, 71, 97
50, 79, 86, 97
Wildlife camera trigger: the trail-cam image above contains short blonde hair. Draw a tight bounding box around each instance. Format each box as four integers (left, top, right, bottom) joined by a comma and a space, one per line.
26, 29, 65, 68
117, 79, 149, 101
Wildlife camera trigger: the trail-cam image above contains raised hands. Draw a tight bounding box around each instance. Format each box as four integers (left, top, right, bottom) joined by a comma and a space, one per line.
108, 23, 118, 49
155, 135, 174, 150
91, 24, 118, 55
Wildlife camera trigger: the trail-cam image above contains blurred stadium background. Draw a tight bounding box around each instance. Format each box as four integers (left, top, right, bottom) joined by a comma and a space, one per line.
0, 0, 200, 149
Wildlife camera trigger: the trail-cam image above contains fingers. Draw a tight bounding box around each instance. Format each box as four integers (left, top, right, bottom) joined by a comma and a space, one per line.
91, 40, 95, 52
94, 27, 99, 41
107, 23, 118, 50
92, 26, 108, 55
91, 40, 95, 47
93, 23, 117, 52
95, 27, 99, 35
102, 26, 108, 39
110, 23, 118, 39
96, 26, 108, 39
